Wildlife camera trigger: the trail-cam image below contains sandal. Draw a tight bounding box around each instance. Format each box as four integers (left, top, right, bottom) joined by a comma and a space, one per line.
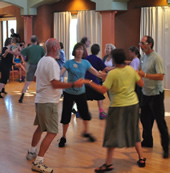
95, 163, 114, 172
137, 158, 146, 167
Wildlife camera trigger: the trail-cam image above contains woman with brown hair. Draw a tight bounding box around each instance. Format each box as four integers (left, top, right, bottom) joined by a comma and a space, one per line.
84, 48, 146, 172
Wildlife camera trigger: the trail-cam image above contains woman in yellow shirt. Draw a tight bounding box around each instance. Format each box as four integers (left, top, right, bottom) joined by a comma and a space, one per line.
84, 48, 146, 172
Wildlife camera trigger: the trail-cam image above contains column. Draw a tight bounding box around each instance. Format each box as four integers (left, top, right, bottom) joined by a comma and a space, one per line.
23, 16, 33, 44
100, 11, 117, 57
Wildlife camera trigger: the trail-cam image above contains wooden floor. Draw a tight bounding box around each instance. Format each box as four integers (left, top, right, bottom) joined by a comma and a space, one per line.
0, 81, 170, 173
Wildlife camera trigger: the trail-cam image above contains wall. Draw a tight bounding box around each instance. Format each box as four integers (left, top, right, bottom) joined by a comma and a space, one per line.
115, 0, 168, 58
0, 0, 167, 53
33, 5, 52, 44
33, 0, 95, 44
34, 0, 167, 56
0, 5, 24, 41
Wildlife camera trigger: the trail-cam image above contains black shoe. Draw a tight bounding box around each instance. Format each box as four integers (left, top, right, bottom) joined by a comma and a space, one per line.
141, 140, 153, 148
72, 108, 77, 114
1, 88, 7, 94
0, 93, 3, 98
18, 93, 24, 103
163, 151, 169, 158
58, 137, 66, 148
82, 133, 96, 142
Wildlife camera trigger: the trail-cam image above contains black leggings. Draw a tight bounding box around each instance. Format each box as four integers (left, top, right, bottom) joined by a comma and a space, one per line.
60, 92, 91, 124
0, 63, 10, 84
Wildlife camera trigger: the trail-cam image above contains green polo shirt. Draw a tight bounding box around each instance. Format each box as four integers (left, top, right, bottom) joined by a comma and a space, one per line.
21, 44, 45, 65
140, 51, 164, 96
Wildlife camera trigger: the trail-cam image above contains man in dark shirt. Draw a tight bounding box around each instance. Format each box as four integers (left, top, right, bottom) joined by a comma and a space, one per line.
10, 28, 20, 42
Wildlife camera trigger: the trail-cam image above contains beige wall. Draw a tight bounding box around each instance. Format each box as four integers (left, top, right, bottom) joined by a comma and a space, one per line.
0, 0, 168, 53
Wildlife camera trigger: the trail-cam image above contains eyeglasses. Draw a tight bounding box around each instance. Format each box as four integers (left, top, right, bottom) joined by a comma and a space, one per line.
139, 42, 148, 46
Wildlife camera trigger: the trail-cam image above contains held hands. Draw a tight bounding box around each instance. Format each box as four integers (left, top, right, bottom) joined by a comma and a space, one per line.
2, 48, 10, 58
73, 78, 84, 88
137, 67, 145, 78
99, 71, 107, 81
73, 79, 93, 87
5, 48, 11, 54
82, 79, 92, 84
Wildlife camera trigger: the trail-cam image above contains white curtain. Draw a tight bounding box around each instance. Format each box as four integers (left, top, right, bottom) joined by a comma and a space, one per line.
54, 12, 71, 60
77, 10, 102, 58
140, 7, 170, 89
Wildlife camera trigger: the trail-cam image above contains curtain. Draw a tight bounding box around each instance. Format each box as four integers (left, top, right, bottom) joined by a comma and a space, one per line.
140, 7, 170, 89
54, 12, 71, 60
77, 10, 102, 58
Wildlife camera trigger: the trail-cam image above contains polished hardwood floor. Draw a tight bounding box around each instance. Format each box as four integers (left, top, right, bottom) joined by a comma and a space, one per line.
0, 81, 170, 173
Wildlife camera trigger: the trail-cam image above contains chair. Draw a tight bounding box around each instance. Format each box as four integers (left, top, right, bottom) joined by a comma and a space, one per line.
9, 66, 19, 82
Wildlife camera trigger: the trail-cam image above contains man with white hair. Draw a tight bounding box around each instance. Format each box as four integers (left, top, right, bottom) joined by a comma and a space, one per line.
26, 38, 83, 173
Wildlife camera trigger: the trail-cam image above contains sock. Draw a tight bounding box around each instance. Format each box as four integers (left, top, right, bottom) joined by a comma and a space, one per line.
22, 81, 31, 93
99, 108, 104, 113
29, 146, 37, 153
34, 156, 44, 164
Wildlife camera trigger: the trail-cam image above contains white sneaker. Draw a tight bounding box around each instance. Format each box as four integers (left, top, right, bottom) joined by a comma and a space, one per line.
26, 150, 37, 160
32, 161, 53, 173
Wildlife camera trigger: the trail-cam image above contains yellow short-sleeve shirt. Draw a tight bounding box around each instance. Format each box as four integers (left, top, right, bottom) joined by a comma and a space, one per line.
103, 66, 140, 107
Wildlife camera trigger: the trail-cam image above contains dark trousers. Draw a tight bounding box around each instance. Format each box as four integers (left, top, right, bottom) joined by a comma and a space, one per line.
140, 91, 169, 152
0, 63, 10, 84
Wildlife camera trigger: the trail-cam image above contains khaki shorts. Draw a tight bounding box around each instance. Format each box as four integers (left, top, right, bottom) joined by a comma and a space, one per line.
34, 103, 59, 133
26, 63, 37, 81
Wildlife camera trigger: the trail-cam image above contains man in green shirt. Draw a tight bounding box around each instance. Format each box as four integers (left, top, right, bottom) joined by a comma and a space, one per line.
18, 35, 45, 103
138, 35, 169, 158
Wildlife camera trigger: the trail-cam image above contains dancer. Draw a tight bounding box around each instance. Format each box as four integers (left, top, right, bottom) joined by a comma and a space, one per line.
26, 38, 83, 173
83, 48, 146, 172
58, 42, 105, 147
85, 44, 113, 119
138, 35, 169, 158
0, 38, 13, 98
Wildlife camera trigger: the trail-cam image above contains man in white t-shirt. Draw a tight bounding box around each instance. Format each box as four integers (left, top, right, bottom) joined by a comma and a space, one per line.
26, 38, 83, 173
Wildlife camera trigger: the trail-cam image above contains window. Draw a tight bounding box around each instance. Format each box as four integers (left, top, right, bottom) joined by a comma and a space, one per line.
69, 15, 78, 59
8, 20, 16, 37
2, 21, 7, 47
0, 19, 16, 48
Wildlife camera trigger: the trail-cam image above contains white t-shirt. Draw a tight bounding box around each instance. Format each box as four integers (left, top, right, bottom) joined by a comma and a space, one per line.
35, 56, 62, 103
104, 58, 113, 67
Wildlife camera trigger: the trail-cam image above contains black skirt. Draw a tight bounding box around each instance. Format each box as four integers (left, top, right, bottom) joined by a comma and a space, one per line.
85, 84, 105, 101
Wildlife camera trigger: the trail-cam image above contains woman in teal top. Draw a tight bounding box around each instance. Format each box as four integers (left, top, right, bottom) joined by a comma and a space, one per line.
84, 49, 146, 172
58, 43, 105, 148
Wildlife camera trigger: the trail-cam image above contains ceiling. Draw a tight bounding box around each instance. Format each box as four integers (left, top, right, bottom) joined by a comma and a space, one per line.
0, 1, 11, 9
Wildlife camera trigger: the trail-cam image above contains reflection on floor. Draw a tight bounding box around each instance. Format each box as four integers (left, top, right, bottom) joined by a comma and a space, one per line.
0, 82, 170, 173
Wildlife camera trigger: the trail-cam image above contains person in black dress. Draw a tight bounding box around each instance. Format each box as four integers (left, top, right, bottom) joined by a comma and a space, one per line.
0, 38, 13, 98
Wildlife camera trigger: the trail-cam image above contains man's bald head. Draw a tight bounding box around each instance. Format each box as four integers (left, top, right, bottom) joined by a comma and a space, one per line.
45, 38, 60, 57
